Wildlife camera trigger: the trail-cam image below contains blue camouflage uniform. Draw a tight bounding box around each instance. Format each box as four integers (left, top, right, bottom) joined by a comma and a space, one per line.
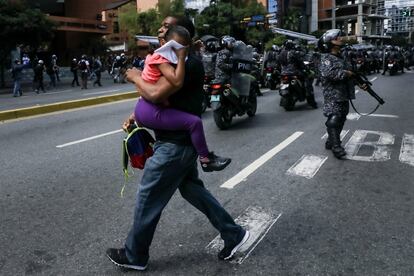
214, 48, 232, 83
320, 53, 355, 117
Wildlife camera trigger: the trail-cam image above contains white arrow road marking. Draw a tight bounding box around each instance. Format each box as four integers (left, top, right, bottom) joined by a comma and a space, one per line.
286, 155, 328, 179
220, 131, 304, 189
321, 130, 349, 141
206, 206, 282, 264
344, 130, 395, 162
400, 134, 414, 167
56, 129, 123, 148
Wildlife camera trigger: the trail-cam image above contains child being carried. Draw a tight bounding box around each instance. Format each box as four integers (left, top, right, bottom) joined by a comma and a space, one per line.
134, 26, 231, 172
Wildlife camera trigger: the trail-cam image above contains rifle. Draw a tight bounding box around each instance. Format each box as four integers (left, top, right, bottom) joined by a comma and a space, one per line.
352, 72, 385, 105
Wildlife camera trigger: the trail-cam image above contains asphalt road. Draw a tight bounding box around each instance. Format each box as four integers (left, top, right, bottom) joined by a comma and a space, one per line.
0, 71, 413, 275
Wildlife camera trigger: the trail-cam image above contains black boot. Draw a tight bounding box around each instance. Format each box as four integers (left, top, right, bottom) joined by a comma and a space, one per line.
327, 127, 346, 159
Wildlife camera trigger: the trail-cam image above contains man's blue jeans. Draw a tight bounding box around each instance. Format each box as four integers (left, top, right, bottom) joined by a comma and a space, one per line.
13, 80, 21, 96
125, 141, 243, 264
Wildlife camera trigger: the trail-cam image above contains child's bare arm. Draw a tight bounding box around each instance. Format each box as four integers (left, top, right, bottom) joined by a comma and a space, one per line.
158, 47, 187, 88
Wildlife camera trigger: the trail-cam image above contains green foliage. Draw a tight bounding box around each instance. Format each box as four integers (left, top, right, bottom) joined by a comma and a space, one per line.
0, 0, 55, 58
158, 0, 185, 19
264, 34, 287, 49
0, 0, 55, 86
195, 0, 269, 42
282, 8, 301, 32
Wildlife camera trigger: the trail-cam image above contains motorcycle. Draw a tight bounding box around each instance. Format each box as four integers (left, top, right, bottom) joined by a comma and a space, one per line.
202, 75, 214, 113
355, 57, 366, 74
387, 59, 398, 75
210, 41, 258, 130
264, 66, 279, 90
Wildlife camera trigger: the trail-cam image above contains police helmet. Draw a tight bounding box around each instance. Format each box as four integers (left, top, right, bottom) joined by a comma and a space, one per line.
220, 35, 236, 49
205, 41, 217, 52
317, 29, 342, 53
38, 60, 44, 64
271, 45, 279, 51
283, 40, 295, 50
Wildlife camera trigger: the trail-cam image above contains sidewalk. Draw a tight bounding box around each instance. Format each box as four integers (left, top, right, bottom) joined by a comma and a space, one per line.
0, 75, 139, 122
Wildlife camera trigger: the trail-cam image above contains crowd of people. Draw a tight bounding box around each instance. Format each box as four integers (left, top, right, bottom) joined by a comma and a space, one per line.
9, 52, 147, 97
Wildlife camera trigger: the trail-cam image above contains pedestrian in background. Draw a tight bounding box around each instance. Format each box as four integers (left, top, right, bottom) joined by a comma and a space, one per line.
51, 54, 60, 82
106, 15, 249, 271
33, 60, 45, 93
70, 58, 80, 87
93, 56, 103, 87
11, 59, 24, 97
46, 60, 56, 89
78, 55, 90, 89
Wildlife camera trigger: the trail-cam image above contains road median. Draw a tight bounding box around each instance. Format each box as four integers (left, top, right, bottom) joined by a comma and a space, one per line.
0, 91, 138, 122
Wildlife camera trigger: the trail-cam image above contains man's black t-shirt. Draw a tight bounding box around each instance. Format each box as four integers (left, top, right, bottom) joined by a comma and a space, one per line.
154, 54, 205, 145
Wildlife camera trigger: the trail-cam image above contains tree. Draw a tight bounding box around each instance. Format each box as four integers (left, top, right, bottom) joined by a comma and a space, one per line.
282, 8, 301, 32
119, 3, 161, 51
195, 0, 270, 42
0, 0, 55, 87
158, 0, 185, 19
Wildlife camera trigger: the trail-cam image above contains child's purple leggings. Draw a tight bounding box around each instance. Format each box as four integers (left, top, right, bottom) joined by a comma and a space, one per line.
135, 98, 209, 158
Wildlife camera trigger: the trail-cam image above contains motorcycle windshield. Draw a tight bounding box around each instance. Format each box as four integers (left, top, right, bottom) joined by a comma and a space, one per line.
231, 41, 254, 96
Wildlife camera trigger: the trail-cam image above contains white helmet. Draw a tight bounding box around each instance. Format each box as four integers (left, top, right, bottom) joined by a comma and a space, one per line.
38, 60, 44, 64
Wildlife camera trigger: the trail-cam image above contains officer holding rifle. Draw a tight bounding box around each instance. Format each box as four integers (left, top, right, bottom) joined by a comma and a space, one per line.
318, 29, 369, 159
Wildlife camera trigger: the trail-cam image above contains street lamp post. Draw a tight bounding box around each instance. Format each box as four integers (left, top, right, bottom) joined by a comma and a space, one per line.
332, 0, 336, 29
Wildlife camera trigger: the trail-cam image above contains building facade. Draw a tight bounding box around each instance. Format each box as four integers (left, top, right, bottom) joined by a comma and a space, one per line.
29, 0, 125, 63
384, 0, 414, 41
318, 0, 390, 43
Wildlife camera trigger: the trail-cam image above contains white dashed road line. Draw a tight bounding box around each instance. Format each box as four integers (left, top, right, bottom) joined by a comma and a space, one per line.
220, 131, 304, 189
56, 129, 123, 148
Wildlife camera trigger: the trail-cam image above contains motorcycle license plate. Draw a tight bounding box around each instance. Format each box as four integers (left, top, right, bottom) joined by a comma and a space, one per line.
388, 64, 394, 68
266, 73, 272, 78
210, 95, 221, 102
280, 84, 289, 90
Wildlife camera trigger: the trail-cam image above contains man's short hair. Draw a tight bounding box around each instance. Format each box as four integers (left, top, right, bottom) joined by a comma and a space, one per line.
174, 16, 195, 39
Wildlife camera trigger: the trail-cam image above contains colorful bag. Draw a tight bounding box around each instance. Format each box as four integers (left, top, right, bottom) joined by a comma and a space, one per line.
121, 124, 155, 196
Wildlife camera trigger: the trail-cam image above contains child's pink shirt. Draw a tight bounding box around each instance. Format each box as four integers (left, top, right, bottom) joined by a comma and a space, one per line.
141, 53, 171, 84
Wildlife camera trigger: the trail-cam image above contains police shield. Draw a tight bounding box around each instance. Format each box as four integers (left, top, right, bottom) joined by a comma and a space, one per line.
231, 41, 254, 96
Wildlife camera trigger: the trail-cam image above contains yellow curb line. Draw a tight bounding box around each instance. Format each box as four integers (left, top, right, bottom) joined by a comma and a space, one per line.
0, 91, 138, 122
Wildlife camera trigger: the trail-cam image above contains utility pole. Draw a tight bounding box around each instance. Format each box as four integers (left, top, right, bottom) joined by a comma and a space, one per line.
331, 0, 336, 29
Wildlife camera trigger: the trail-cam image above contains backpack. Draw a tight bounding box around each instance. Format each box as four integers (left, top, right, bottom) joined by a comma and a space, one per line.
79, 60, 87, 71
121, 124, 155, 195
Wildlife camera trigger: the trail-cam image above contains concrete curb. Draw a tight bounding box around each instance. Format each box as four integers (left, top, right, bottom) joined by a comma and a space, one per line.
0, 91, 138, 122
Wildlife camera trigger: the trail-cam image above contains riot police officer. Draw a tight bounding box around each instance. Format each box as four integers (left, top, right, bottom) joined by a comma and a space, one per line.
202, 40, 218, 79
318, 29, 366, 159
280, 40, 317, 108
214, 35, 235, 83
